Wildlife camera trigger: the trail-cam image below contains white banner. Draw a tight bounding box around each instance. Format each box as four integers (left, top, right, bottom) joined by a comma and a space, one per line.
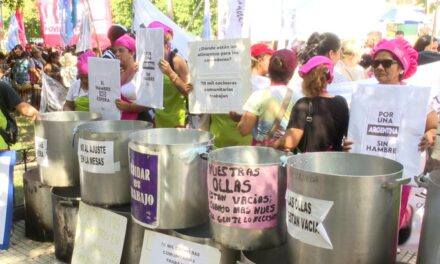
140, 229, 221, 264
347, 84, 431, 182
217, 0, 247, 39
132, 0, 195, 59
135, 28, 164, 109
188, 38, 251, 113
71, 202, 127, 264
40, 73, 69, 112
88, 57, 121, 120
407, 61, 440, 115
286, 189, 334, 250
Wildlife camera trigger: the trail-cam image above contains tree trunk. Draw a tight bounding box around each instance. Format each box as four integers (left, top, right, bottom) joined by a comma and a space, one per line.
166, 0, 174, 20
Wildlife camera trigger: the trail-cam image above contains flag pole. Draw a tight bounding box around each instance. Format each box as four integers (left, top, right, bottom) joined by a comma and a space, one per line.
85, 0, 101, 56
431, 0, 440, 48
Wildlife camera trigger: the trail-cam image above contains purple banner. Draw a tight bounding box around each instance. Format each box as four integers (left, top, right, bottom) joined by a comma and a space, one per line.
129, 149, 159, 228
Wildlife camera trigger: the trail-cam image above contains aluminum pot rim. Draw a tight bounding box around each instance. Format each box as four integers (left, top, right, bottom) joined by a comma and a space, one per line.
76, 120, 152, 134
208, 146, 286, 166
286, 152, 404, 178
37, 111, 102, 123
129, 128, 215, 146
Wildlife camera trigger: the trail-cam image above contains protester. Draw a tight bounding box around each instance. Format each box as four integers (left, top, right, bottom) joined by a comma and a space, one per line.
273, 56, 349, 152
102, 24, 127, 59
395, 30, 405, 39
149, 21, 192, 128
334, 39, 367, 81
238, 49, 299, 145
11, 51, 39, 103
344, 38, 438, 245
296, 32, 347, 83
44, 50, 63, 84
113, 34, 149, 120
0, 81, 39, 150
250, 43, 274, 92
63, 51, 95, 111
414, 35, 438, 52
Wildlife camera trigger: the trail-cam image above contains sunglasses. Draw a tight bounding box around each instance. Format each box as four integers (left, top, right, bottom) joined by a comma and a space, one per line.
371, 59, 398, 69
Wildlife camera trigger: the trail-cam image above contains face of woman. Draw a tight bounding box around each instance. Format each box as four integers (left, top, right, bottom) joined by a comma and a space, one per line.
259, 54, 271, 75
372, 51, 403, 85
328, 48, 342, 64
78, 74, 88, 90
114, 45, 134, 67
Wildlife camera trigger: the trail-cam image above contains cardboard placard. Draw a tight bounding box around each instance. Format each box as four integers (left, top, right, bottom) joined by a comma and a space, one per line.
140, 229, 221, 264
0, 151, 16, 250
88, 58, 121, 120
71, 202, 127, 264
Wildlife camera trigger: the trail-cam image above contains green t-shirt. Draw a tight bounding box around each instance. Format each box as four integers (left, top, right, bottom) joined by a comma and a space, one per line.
209, 114, 252, 148
155, 75, 187, 128
0, 111, 7, 149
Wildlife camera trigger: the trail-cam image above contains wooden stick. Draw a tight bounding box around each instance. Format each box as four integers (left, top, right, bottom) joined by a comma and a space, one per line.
85, 0, 102, 56
431, 0, 440, 49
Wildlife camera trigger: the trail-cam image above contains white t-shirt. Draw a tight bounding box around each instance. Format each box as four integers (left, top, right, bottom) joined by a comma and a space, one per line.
251, 74, 270, 93
65, 79, 88, 101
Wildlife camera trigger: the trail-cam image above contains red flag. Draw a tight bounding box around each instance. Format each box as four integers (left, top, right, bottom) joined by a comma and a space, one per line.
15, 7, 26, 47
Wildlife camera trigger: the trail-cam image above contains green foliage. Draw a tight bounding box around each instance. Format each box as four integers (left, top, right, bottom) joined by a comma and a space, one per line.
110, 0, 133, 29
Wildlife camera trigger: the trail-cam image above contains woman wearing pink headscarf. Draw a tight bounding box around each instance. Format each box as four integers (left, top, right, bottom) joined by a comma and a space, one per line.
344, 38, 438, 245
63, 51, 95, 111
113, 34, 149, 120
273, 55, 349, 152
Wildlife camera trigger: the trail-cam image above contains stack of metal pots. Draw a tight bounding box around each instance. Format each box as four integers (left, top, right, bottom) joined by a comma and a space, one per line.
24, 112, 100, 243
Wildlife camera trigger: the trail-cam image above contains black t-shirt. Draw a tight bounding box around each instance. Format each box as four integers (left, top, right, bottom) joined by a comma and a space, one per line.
287, 95, 349, 152
0, 81, 21, 111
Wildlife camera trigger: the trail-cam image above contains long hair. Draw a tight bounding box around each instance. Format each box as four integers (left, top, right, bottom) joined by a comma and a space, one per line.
297, 32, 341, 64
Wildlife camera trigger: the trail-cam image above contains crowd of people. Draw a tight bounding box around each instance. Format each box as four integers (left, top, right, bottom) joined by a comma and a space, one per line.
0, 21, 439, 245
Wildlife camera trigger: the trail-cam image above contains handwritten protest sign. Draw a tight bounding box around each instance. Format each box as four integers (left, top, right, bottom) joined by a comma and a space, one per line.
88, 58, 121, 120
188, 39, 251, 113
135, 28, 164, 109
140, 229, 221, 264
207, 162, 278, 228
348, 84, 431, 182
286, 189, 334, 249
71, 202, 127, 264
0, 151, 15, 250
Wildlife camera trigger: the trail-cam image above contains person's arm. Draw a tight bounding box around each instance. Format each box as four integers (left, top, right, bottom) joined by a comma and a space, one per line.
237, 112, 258, 136
419, 110, 438, 151
63, 100, 75, 111
15, 101, 39, 120
115, 99, 149, 113
272, 128, 304, 151
159, 56, 192, 96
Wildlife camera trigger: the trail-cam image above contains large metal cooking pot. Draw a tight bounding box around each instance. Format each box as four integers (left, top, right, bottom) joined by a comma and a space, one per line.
34, 111, 101, 186
239, 243, 288, 264
416, 172, 440, 264
286, 152, 407, 264
207, 146, 287, 250
76, 120, 152, 206
172, 223, 240, 264
51, 186, 80, 263
129, 128, 214, 229
23, 168, 53, 242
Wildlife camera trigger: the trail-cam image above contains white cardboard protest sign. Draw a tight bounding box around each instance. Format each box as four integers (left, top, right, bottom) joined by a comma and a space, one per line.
0, 152, 15, 250
286, 189, 334, 250
188, 38, 251, 114
136, 28, 164, 109
347, 84, 431, 183
71, 202, 127, 264
77, 138, 118, 174
407, 61, 440, 115
88, 58, 121, 120
140, 229, 221, 264
35, 136, 49, 167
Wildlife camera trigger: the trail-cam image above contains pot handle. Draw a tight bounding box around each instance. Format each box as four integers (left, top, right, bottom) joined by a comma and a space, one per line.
179, 145, 211, 164
280, 152, 294, 167
72, 126, 79, 148
415, 173, 429, 188
381, 177, 411, 189
59, 200, 79, 207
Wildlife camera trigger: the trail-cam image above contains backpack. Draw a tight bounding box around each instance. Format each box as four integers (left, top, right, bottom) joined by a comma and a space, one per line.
0, 106, 18, 146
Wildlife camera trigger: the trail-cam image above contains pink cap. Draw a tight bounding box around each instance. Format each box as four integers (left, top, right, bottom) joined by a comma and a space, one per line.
371, 38, 418, 79
251, 43, 274, 57
299, 55, 334, 83
77, 50, 95, 75
147, 21, 174, 37
114, 34, 136, 53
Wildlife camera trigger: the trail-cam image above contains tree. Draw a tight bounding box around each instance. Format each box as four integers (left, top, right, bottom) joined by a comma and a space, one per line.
110, 0, 133, 29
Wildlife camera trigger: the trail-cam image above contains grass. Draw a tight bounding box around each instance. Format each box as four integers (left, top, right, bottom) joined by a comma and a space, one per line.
11, 113, 37, 207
